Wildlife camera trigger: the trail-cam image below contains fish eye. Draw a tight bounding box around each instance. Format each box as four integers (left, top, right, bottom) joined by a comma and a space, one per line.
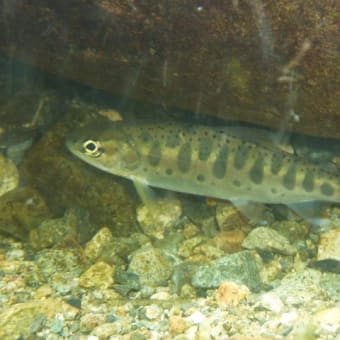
82, 139, 103, 157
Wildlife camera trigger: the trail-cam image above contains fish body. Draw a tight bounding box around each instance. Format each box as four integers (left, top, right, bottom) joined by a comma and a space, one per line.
66, 120, 340, 205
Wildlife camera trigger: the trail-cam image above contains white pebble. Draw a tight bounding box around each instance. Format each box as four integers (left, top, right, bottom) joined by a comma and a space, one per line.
258, 292, 284, 314
187, 310, 205, 324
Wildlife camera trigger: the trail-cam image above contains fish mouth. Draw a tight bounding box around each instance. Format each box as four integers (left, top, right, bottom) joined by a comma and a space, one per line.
65, 137, 75, 150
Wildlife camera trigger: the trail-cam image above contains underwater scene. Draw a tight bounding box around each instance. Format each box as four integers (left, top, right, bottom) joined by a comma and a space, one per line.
0, 1, 339, 339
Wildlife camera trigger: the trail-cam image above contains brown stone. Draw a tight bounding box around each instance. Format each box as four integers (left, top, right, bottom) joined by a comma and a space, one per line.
0, 1, 338, 138
211, 230, 246, 253
0, 187, 51, 240
215, 281, 250, 308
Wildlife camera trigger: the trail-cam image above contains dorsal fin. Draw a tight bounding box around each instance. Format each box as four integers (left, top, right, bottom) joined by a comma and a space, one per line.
222, 126, 293, 154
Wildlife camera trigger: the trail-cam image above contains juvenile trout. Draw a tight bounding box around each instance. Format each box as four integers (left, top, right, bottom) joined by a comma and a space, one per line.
66, 120, 340, 205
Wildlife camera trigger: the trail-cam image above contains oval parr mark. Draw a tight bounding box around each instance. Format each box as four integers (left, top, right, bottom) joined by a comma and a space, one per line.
177, 142, 192, 173
234, 144, 249, 169
302, 170, 314, 192
213, 144, 228, 179
147, 141, 162, 167
320, 182, 334, 196
250, 155, 264, 184
282, 162, 297, 190
198, 136, 213, 161
271, 152, 283, 175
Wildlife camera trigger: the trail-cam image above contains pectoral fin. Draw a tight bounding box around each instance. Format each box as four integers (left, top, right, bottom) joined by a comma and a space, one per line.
231, 199, 273, 225
133, 180, 156, 207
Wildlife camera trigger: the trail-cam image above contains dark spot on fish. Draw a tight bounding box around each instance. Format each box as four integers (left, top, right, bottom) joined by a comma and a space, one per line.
320, 182, 334, 196
271, 152, 283, 174
166, 133, 180, 148
148, 141, 161, 166
233, 179, 241, 187
213, 144, 228, 179
197, 174, 205, 182
198, 137, 213, 161
166, 168, 173, 175
283, 162, 297, 190
302, 170, 314, 192
177, 142, 192, 173
250, 155, 264, 184
234, 144, 249, 169
271, 188, 277, 194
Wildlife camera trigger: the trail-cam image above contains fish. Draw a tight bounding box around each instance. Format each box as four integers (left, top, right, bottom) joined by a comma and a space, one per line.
0, 154, 19, 197
66, 119, 340, 213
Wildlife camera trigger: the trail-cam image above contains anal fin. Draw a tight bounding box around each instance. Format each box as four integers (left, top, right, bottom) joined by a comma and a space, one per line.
288, 202, 331, 228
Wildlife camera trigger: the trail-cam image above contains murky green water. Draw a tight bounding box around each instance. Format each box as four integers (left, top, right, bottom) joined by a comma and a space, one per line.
0, 3, 339, 337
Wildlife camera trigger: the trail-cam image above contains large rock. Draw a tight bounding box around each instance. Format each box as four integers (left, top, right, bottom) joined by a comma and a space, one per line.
0, 1, 339, 138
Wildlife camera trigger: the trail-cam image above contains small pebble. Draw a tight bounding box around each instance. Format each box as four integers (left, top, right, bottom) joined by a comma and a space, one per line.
150, 291, 172, 300
83, 227, 113, 261
211, 230, 246, 253
257, 292, 285, 314
79, 313, 106, 333
168, 315, 187, 335
215, 281, 250, 307
312, 307, 340, 332
317, 229, 340, 262
242, 226, 296, 255
128, 246, 173, 286
137, 198, 182, 239
187, 310, 205, 324
216, 202, 250, 232
0, 155, 19, 197
34, 285, 53, 299
143, 304, 163, 320
79, 262, 114, 289
5, 249, 25, 261
91, 323, 117, 339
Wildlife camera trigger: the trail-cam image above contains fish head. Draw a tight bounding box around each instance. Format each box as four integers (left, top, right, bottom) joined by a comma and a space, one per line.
66, 122, 141, 178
